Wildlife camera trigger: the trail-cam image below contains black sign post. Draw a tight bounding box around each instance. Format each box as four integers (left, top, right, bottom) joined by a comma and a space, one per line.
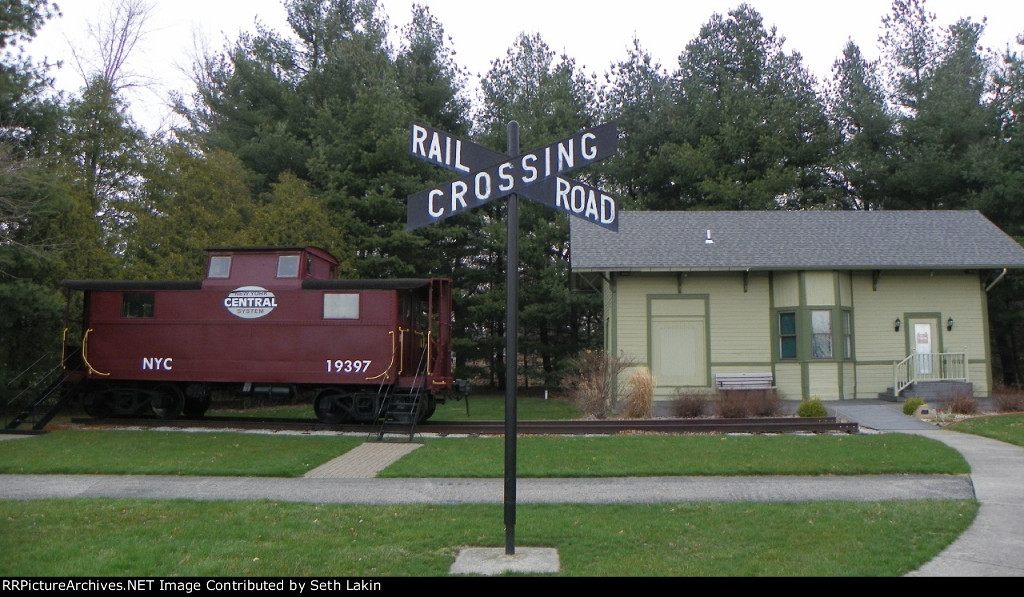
408, 121, 618, 555
504, 122, 519, 555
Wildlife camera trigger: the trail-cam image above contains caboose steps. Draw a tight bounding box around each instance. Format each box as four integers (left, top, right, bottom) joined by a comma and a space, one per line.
374, 388, 428, 442
3, 355, 81, 433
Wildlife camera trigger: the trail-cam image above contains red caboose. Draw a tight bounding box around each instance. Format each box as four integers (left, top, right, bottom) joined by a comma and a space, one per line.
62, 247, 461, 423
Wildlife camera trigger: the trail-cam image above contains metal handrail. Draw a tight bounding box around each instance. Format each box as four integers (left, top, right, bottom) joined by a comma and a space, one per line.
893, 351, 968, 397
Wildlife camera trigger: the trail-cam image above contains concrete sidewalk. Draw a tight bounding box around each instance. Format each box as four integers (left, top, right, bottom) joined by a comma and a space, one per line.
834, 400, 1024, 577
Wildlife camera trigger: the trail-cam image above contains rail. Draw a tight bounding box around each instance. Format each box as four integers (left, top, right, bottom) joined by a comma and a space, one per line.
893, 351, 968, 397
73, 416, 860, 435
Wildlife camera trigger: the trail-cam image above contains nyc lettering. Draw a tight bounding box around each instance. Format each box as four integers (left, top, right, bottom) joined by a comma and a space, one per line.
418, 132, 603, 219
326, 359, 372, 374
142, 357, 173, 371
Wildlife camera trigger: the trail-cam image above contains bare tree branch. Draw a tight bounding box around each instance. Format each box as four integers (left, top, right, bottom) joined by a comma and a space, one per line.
68, 0, 154, 92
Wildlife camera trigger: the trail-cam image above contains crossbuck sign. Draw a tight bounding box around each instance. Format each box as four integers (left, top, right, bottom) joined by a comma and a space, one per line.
407, 122, 619, 231
407, 121, 618, 556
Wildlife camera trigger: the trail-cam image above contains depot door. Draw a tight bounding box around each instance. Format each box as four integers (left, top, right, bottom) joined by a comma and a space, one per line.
908, 318, 939, 378
650, 298, 707, 387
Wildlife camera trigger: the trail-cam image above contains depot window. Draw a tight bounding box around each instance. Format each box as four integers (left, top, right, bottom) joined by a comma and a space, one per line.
778, 311, 797, 359
122, 293, 154, 318
811, 310, 833, 359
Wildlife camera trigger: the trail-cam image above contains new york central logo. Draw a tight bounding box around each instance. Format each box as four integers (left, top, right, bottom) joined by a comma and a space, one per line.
224, 286, 278, 319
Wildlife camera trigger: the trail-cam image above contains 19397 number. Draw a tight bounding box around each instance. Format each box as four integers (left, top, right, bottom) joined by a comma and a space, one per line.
326, 359, 372, 374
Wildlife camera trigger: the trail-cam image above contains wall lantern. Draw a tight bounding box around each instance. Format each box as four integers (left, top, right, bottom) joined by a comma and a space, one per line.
947, 317, 954, 331
894, 317, 901, 332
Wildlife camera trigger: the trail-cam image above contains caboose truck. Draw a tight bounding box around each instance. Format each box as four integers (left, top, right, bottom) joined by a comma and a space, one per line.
61, 247, 465, 424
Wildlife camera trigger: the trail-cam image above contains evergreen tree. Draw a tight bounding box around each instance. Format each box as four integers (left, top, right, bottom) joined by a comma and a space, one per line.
0, 0, 66, 395
646, 3, 837, 210
827, 41, 899, 209
971, 35, 1024, 386
597, 38, 673, 209
473, 32, 602, 388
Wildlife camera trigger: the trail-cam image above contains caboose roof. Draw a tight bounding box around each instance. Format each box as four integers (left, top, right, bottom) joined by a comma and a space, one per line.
61, 279, 436, 291
62, 280, 203, 291
302, 279, 436, 290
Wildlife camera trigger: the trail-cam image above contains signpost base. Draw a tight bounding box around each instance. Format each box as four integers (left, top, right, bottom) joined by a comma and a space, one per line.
450, 547, 560, 576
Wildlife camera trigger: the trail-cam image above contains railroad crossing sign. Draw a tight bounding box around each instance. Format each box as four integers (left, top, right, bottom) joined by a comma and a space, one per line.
407, 122, 619, 231
407, 121, 618, 557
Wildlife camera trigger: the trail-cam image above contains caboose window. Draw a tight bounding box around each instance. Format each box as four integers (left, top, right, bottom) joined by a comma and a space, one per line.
208, 256, 231, 278
278, 255, 300, 278
323, 293, 359, 319
122, 293, 154, 318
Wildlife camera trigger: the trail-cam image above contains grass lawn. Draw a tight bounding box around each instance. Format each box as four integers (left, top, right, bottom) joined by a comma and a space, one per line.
0, 499, 976, 576
0, 428, 970, 477
945, 413, 1024, 447
3, 404, 1019, 576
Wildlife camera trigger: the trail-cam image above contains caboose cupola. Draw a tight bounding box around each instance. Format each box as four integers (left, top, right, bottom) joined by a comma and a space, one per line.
201, 246, 339, 290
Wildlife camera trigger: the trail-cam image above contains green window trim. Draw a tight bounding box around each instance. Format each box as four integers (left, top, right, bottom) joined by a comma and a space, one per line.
811, 309, 833, 359
774, 307, 853, 362
778, 311, 797, 359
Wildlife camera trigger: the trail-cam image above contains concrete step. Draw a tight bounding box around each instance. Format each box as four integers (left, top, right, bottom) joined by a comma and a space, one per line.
882, 381, 974, 402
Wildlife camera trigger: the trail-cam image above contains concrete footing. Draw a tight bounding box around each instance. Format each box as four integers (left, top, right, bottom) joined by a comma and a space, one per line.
450, 547, 560, 576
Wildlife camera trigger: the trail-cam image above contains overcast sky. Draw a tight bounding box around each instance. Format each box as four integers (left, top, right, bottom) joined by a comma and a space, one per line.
26, 0, 1024, 132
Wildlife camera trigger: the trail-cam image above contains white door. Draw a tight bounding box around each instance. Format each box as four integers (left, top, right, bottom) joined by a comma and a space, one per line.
913, 321, 935, 376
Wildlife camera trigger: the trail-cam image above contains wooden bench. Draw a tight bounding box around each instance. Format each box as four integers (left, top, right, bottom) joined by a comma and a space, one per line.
715, 373, 775, 390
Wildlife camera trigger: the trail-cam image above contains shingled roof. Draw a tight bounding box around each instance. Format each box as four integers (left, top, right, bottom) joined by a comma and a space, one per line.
569, 210, 1024, 272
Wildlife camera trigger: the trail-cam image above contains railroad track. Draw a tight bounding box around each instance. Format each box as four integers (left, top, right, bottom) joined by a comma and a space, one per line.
71, 416, 858, 435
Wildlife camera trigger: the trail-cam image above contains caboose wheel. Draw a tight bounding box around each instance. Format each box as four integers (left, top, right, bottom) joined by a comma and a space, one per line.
420, 395, 436, 422
150, 384, 184, 419
314, 390, 354, 424
182, 394, 211, 418
82, 386, 114, 418
182, 384, 211, 418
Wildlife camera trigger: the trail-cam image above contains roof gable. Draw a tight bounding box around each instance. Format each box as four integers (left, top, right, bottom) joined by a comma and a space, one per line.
570, 210, 1024, 272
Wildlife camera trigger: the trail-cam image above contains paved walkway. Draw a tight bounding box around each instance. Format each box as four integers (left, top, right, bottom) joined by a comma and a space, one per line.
2, 400, 1023, 576
832, 401, 1024, 577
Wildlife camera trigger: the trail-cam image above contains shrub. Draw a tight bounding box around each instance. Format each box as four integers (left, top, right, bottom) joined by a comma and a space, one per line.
992, 387, 1024, 413
620, 367, 654, 419
671, 390, 711, 418
797, 398, 828, 418
946, 393, 978, 415
563, 350, 637, 419
902, 397, 925, 415
715, 390, 750, 418
749, 389, 784, 417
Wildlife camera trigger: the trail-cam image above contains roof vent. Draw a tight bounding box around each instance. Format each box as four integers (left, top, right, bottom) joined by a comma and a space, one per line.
705, 229, 714, 245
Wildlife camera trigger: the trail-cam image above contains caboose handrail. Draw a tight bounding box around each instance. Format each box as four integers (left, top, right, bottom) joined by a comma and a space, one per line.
425, 330, 433, 376
81, 329, 110, 377
397, 327, 408, 376
365, 330, 395, 381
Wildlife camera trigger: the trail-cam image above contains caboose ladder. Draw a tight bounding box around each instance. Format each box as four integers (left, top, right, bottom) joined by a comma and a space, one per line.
372, 346, 429, 442
373, 387, 423, 442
